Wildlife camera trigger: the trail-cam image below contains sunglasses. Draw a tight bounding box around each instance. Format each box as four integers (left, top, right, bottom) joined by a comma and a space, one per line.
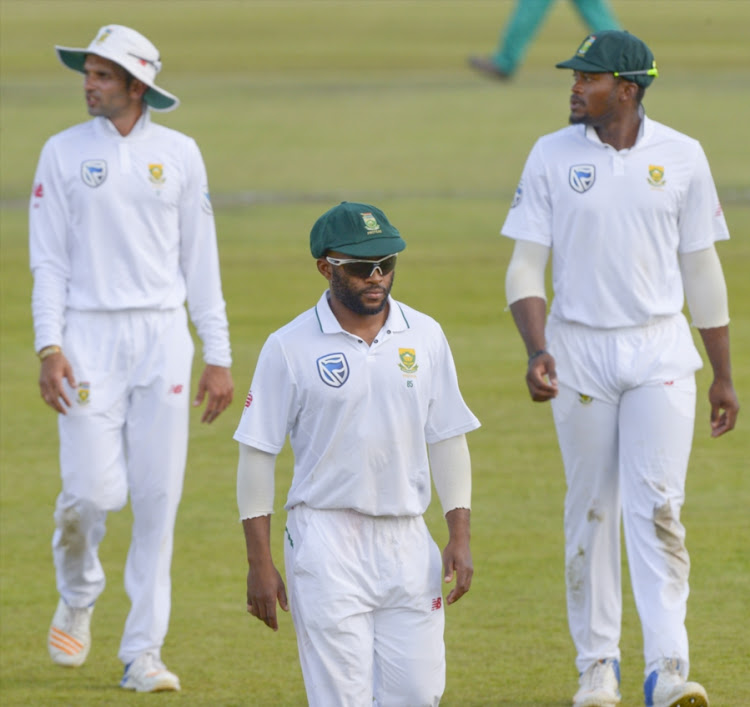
326, 253, 398, 279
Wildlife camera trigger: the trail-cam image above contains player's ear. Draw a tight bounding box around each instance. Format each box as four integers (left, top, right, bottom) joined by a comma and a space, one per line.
619, 79, 638, 102
317, 257, 333, 282
128, 78, 148, 102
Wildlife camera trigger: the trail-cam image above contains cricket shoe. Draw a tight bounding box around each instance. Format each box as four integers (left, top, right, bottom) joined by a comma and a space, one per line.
48, 598, 93, 667
644, 658, 708, 707
120, 652, 180, 692
573, 658, 621, 707
467, 55, 512, 81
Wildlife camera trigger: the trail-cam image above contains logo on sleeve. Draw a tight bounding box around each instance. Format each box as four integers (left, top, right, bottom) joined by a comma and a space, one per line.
511, 180, 523, 208
81, 160, 107, 188
569, 164, 595, 194
317, 353, 350, 388
201, 185, 213, 215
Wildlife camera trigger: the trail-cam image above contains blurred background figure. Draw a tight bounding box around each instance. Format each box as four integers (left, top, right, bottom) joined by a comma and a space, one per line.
468, 0, 620, 80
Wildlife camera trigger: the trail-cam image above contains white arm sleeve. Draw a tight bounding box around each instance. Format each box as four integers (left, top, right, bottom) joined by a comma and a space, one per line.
428, 434, 471, 515
505, 240, 550, 306
679, 246, 729, 329
237, 443, 276, 521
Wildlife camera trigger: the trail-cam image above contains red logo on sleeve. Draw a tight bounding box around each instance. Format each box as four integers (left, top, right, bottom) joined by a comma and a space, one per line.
34, 183, 44, 198
431, 597, 442, 611
244, 391, 254, 408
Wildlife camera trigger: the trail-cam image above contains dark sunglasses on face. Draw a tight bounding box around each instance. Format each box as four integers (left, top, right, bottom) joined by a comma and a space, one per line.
325, 253, 398, 279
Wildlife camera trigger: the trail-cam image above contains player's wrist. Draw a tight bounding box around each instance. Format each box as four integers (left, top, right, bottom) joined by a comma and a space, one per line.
528, 348, 547, 363
37, 344, 62, 360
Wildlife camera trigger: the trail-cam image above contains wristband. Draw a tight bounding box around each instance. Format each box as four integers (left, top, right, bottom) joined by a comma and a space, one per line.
528, 349, 547, 363
38, 345, 62, 360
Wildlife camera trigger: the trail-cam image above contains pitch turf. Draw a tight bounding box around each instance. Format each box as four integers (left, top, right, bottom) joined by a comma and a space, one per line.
1, 2, 748, 705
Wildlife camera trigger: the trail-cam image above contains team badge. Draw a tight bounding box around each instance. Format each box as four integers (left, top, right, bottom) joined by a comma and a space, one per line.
398, 348, 418, 374
360, 212, 382, 234
575, 34, 597, 57
578, 393, 593, 405
201, 185, 213, 215
81, 160, 107, 188
77, 382, 90, 406
569, 164, 596, 194
148, 163, 165, 185
317, 352, 350, 388
95, 28, 113, 45
244, 391, 254, 408
511, 181, 523, 208
647, 164, 666, 188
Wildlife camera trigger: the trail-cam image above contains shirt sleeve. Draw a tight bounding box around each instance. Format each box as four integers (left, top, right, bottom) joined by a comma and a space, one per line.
178, 138, 232, 367
677, 142, 730, 254
500, 139, 552, 247
233, 334, 297, 454
29, 139, 70, 352
424, 326, 480, 444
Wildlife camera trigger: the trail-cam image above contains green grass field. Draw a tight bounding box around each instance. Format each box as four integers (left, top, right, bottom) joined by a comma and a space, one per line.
1, 1, 748, 705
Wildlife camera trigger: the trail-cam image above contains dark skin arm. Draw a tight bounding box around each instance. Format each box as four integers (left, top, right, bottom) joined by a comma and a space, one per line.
697, 325, 739, 437
509, 297, 558, 402
442, 507, 473, 604
242, 515, 289, 631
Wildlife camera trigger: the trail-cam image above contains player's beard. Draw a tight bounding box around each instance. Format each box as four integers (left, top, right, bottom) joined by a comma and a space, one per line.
330, 267, 394, 316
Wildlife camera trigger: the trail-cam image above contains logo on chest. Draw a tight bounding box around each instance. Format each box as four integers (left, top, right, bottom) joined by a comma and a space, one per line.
148, 163, 166, 185
647, 164, 666, 188
81, 160, 107, 188
568, 164, 596, 194
317, 352, 350, 388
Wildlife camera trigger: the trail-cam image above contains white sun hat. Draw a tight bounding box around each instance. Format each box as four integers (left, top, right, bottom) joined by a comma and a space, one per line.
55, 24, 179, 112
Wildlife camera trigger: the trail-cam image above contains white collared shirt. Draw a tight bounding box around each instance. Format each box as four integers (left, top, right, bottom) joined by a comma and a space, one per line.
234, 291, 480, 516
29, 110, 231, 365
501, 114, 729, 328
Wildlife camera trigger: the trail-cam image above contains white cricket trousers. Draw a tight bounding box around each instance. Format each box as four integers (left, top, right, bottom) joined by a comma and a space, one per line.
546, 314, 703, 679
53, 307, 193, 664
284, 505, 446, 707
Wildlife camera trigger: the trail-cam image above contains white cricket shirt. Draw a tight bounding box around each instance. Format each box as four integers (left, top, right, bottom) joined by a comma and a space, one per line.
233, 292, 480, 517
501, 115, 729, 328
29, 111, 231, 365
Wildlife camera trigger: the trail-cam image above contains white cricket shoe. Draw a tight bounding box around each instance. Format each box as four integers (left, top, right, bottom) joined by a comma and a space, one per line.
644, 658, 708, 707
48, 598, 93, 667
120, 652, 181, 692
573, 658, 621, 707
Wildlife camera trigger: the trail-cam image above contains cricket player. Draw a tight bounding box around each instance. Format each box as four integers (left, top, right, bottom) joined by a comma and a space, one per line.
30, 25, 233, 691
235, 202, 480, 706
501, 30, 738, 707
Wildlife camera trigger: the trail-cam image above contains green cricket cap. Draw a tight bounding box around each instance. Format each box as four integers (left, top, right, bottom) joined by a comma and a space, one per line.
310, 202, 406, 258
556, 30, 658, 87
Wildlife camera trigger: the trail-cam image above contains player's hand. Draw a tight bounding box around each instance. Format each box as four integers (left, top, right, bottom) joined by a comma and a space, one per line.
246, 561, 289, 631
193, 364, 234, 423
39, 351, 75, 414
525, 352, 558, 402
708, 377, 739, 438
443, 508, 473, 605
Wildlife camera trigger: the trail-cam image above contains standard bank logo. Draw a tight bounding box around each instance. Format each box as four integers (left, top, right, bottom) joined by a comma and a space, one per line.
81, 160, 107, 188
317, 352, 349, 388
569, 164, 595, 194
